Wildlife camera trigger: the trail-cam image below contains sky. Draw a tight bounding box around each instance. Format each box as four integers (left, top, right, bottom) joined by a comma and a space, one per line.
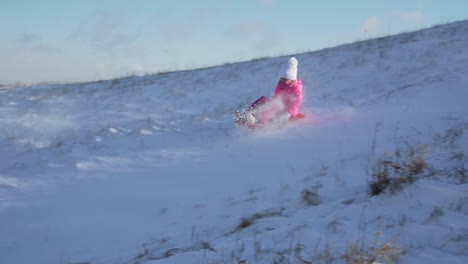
1, 0, 467, 84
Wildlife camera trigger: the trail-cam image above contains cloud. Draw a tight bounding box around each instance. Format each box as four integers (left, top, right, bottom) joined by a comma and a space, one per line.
158, 23, 194, 42
226, 21, 264, 35
0, 44, 78, 84
358, 16, 383, 37
0, 29, 145, 84
1, 11, 161, 84
399, 10, 425, 25
255, 33, 282, 52
15, 33, 41, 45
357, 9, 426, 39
13, 33, 58, 54
157, 6, 207, 42
258, 0, 274, 6
69, 11, 140, 51
0, 41, 153, 84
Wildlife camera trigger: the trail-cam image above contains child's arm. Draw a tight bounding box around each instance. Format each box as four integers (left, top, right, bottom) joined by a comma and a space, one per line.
287, 85, 303, 117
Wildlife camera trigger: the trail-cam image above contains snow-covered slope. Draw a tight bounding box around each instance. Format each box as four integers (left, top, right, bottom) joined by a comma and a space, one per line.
1, 20, 467, 264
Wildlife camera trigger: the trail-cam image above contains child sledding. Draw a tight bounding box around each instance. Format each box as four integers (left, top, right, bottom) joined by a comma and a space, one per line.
235, 57, 305, 129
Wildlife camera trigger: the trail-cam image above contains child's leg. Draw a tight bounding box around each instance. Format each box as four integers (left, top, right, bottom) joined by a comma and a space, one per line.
248, 96, 270, 112
248, 96, 273, 124
235, 96, 271, 126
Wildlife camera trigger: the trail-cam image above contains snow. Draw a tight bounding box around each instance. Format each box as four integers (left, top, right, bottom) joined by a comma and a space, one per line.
1, 20, 468, 264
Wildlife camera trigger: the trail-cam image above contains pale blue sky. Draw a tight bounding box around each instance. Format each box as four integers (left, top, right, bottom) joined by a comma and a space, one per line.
1, 0, 467, 84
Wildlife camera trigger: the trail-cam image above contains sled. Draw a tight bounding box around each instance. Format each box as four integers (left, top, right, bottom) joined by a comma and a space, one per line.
235, 95, 305, 129
235, 111, 305, 129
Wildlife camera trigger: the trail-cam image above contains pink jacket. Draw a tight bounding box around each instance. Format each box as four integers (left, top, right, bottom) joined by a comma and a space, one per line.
272, 78, 303, 117
256, 79, 303, 124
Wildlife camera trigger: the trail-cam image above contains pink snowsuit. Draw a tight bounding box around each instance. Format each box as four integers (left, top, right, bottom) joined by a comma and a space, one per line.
272, 78, 303, 117
256, 78, 303, 124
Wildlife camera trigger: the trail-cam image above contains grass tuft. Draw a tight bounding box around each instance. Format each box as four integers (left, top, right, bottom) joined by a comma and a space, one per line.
369, 145, 430, 196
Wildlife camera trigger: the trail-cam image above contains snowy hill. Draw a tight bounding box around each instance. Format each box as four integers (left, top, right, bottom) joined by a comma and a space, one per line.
1, 20, 468, 264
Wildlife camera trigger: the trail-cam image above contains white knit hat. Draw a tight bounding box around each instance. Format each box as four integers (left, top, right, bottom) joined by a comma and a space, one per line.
278, 57, 298, 80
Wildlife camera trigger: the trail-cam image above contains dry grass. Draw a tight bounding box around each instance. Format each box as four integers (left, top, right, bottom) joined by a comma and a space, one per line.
301, 182, 324, 206
369, 144, 430, 196
342, 233, 401, 264
301, 189, 323, 206
234, 208, 284, 232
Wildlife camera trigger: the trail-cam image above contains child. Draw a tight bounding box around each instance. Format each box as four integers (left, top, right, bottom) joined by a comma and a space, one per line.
241, 57, 304, 127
